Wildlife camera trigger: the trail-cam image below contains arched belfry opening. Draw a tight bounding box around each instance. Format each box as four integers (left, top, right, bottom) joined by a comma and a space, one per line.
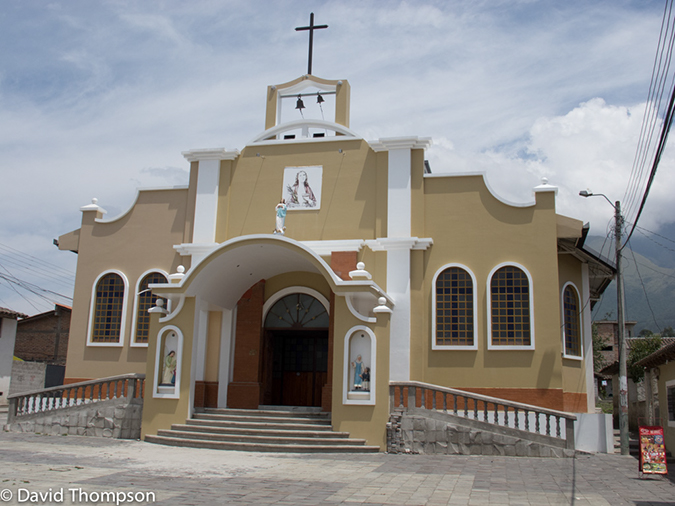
261, 293, 329, 407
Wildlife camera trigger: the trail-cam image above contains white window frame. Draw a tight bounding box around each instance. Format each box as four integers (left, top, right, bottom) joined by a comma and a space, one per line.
487, 262, 535, 351
86, 269, 129, 347
561, 281, 583, 360
153, 325, 184, 399
667, 379, 675, 428
432, 263, 478, 351
343, 325, 376, 406
130, 269, 169, 348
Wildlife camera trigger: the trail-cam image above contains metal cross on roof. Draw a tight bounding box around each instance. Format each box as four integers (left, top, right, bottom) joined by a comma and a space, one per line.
295, 13, 328, 75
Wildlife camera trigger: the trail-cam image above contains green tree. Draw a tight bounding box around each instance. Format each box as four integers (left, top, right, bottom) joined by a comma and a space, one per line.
592, 323, 608, 373
627, 336, 662, 383
661, 326, 675, 337
638, 328, 654, 337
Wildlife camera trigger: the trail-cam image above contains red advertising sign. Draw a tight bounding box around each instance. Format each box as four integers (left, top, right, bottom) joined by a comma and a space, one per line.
639, 426, 668, 475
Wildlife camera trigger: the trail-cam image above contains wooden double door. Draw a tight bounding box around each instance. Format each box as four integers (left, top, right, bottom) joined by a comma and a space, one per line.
262, 329, 328, 407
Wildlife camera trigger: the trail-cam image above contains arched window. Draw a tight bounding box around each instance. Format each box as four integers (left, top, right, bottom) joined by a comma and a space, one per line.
90, 272, 127, 344
264, 293, 329, 328
433, 265, 477, 349
562, 283, 582, 358
488, 264, 533, 349
133, 271, 168, 345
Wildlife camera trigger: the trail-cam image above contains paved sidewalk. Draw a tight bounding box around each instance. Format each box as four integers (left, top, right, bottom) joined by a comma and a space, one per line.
0, 432, 672, 505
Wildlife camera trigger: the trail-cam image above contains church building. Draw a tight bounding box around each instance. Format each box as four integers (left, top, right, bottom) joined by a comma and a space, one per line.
57, 73, 614, 449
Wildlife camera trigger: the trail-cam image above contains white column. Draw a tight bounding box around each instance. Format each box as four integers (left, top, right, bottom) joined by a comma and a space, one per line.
387, 148, 412, 237
582, 263, 595, 413
182, 148, 239, 245
387, 247, 411, 381
369, 137, 431, 383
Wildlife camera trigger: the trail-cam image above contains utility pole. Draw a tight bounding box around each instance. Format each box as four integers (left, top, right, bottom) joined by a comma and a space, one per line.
579, 191, 629, 455
615, 200, 629, 456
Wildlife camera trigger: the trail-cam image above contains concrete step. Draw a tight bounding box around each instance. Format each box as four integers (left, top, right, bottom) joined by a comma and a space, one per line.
173, 423, 350, 438
145, 434, 379, 453
147, 407, 377, 453
204, 407, 330, 419
192, 412, 332, 426
188, 417, 334, 431
157, 429, 366, 446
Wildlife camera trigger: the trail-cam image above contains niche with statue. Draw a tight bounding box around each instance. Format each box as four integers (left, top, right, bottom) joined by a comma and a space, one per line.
344, 326, 376, 404
153, 326, 183, 398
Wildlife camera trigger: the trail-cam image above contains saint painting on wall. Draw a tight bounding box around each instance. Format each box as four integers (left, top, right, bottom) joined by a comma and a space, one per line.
283, 166, 322, 210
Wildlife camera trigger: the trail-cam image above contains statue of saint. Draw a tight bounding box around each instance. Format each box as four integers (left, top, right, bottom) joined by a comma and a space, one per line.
162, 350, 177, 385
274, 199, 287, 234
351, 355, 363, 390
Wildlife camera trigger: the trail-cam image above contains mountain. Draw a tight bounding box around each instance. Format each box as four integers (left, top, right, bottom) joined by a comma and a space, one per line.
585, 225, 675, 333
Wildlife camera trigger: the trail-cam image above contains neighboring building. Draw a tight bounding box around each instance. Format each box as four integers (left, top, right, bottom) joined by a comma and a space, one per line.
57, 74, 615, 449
0, 307, 27, 404
14, 304, 71, 365
635, 340, 675, 453
9, 304, 72, 394
600, 337, 675, 430
595, 319, 637, 366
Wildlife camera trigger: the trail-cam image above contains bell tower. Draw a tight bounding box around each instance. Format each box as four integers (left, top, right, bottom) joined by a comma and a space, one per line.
264, 75, 351, 130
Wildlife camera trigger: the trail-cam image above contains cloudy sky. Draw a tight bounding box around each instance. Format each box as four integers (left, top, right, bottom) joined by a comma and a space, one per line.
1, 0, 674, 316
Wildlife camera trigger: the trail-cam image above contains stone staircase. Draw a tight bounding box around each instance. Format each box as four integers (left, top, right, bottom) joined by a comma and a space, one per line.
144, 407, 380, 453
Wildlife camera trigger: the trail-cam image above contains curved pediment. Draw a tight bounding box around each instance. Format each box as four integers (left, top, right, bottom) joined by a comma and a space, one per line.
248, 119, 361, 145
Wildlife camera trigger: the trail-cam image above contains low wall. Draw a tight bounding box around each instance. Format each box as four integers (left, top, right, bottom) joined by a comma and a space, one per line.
9, 362, 46, 396
574, 413, 613, 453
387, 411, 575, 458
4, 397, 143, 439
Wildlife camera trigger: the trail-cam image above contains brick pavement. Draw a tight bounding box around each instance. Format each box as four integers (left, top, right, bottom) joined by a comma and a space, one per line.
0, 432, 673, 505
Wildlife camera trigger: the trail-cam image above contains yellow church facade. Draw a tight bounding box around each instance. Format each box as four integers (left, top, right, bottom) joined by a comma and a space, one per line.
58, 75, 613, 449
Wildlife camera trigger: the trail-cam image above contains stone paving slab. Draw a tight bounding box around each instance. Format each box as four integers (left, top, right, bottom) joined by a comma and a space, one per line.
0, 432, 672, 505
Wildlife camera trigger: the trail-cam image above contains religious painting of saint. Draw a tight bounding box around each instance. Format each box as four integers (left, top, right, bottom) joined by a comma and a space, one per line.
283, 166, 322, 209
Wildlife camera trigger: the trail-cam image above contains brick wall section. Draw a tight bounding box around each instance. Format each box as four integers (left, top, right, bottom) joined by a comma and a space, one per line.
14, 306, 71, 365
330, 251, 357, 281
595, 320, 637, 366
227, 280, 266, 409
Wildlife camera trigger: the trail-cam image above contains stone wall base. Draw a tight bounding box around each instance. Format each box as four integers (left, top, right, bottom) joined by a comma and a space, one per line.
387, 412, 575, 458
4, 397, 143, 440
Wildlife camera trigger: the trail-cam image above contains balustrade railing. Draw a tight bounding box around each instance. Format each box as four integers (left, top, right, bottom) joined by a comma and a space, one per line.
389, 381, 576, 450
7, 374, 145, 424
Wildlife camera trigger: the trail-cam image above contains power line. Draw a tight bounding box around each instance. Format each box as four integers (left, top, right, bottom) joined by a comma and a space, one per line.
622, 0, 675, 232
626, 241, 661, 331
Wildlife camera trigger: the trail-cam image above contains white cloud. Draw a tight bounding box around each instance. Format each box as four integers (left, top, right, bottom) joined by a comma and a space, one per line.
0, 0, 672, 315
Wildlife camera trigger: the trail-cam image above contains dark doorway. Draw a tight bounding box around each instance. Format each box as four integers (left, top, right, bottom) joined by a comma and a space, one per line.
261, 293, 330, 407
266, 330, 328, 406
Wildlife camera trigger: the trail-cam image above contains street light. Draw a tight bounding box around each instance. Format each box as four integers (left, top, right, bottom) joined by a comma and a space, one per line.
579, 190, 629, 455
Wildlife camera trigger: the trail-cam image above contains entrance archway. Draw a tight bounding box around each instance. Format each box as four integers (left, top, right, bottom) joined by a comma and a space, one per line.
261, 293, 329, 407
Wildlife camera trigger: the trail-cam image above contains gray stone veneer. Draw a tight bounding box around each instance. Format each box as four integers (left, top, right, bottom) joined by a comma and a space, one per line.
387, 412, 576, 458
4, 397, 143, 439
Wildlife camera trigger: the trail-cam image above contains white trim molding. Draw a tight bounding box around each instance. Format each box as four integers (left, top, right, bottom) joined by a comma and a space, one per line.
153, 325, 184, 399
561, 281, 583, 360
86, 270, 130, 348
432, 263, 479, 351
486, 262, 535, 351
365, 238, 433, 251
343, 325, 377, 406
182, 148, 240, 162
130, 269, 169, 348
300, 239, 365, 257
